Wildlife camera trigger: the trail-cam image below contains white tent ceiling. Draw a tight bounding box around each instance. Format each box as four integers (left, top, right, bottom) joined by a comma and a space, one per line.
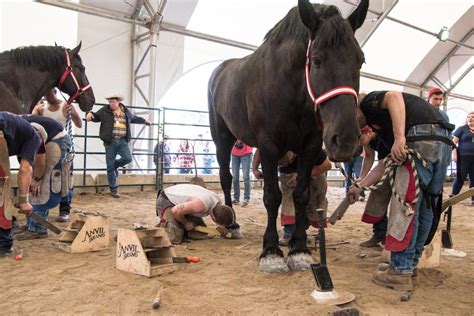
36, 0, 473, 102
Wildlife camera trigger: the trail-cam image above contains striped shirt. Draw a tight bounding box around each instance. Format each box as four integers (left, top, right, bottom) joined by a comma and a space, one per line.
112, 108, 127, 139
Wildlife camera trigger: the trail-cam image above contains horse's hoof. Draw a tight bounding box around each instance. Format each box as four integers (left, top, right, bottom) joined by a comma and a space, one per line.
259, 254, 289, 273
287, 253, 314, 271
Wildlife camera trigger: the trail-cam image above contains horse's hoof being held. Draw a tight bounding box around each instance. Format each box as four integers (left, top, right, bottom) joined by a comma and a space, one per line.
259, 254, 289, 273
287, 253, 315, 271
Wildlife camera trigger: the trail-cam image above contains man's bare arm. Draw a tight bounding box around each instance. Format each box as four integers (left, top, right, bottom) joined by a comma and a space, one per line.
171, 199, 206, 228
359, 145, 375, 180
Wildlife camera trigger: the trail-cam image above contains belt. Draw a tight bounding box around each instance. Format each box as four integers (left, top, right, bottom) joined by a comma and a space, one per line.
52, 131, 66, 140
406, 135, 455, 148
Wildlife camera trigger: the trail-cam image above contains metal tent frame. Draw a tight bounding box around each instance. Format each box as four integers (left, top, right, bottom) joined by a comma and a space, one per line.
35, 0, 474, 172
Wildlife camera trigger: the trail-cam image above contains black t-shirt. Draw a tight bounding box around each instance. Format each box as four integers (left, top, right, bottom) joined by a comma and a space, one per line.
369, 134, 392, 160
279, 151, 327, 174
0, 112, 41, 166
22, 115, 64, 143
361, 91, 447, 159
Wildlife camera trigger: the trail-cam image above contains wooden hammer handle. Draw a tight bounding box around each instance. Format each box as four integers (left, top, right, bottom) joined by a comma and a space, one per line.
328, 197, 351, 225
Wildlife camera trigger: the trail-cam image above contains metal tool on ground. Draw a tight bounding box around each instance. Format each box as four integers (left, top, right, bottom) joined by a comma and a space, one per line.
440, 188, 472, 257
328, 197, 351, 225
195, 225, 231, 238
151, 288, 163, 309
189, 141, 206, 188
310, 209, 355, 305
172, 256, 200, 263
14, 203, 62, 234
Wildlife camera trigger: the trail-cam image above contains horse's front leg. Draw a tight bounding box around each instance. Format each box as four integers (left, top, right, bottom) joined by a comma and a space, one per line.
287, 154, 314, 271
258, 147, 288, 273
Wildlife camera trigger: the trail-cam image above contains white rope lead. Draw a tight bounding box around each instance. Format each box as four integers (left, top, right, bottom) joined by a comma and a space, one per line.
341, 148, 427, 216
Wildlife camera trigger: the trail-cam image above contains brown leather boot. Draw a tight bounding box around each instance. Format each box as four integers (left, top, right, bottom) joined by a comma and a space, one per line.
373, 267, 413, 291
360, 235, 384, 247
378, 263, 418, 278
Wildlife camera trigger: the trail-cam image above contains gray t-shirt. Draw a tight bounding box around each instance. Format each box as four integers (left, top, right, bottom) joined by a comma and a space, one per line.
164, 184, 220, 217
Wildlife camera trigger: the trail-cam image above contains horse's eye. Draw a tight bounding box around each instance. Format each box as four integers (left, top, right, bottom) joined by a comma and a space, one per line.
312, 56, 321, 67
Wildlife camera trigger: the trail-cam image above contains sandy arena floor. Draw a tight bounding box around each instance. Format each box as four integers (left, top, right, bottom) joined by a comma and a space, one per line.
1, 187, 473, 315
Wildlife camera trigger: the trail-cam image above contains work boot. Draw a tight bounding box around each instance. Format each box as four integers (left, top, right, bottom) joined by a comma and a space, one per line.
373, 267, 413, 291
241, 199, 249, 207
377, 262, 418, 286
232, 199, 240, 205
111, 191, 120, 198
359, 235, 385, 247
57, 202, 71, 222
56, 212, 69, 222
0, 248, 13, 258
14, 231, 48, 241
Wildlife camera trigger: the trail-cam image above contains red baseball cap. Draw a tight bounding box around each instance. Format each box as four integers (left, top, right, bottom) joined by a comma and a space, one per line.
428, 88, 443, 98
360, 126, 372, 133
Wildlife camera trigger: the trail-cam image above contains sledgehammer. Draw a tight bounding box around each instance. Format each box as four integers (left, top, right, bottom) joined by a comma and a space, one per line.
14, 204, 62, 234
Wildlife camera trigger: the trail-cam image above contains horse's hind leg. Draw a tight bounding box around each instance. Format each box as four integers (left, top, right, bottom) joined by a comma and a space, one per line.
211, 123, 235, 207
208, 115, 243, 237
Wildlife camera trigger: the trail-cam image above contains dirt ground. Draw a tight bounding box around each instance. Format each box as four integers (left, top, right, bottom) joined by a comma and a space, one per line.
1, 186, 473, 315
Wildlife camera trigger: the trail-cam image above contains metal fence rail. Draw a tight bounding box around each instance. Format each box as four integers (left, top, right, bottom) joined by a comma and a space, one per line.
9, 105, 457, 192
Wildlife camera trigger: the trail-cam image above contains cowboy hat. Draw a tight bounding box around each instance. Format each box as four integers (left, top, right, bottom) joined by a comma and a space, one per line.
105, 93, 124, 102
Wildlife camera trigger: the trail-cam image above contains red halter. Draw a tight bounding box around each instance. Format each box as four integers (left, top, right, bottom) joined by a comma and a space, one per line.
305, 40, 358, 111
57, 49, 91, 105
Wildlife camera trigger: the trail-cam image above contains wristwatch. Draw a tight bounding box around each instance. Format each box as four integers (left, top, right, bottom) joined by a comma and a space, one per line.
33, 176, 43, 182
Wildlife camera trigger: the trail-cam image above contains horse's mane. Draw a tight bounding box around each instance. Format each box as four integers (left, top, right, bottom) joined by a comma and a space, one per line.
264, 4, 352, 48
7, 46, 66, 69
264, 7, 309, 44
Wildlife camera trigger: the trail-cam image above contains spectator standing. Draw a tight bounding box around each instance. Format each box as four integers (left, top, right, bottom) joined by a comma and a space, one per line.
231, 140, 252, 207
451, 112, 474, 205
86, 93, 151, 198
154, 135, 171, 174
32, 88, 82, 222
176, 139, 194, 174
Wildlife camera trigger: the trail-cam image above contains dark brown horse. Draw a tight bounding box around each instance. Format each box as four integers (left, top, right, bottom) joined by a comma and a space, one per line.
0, 42, 95, 114
208, 0, 368, 273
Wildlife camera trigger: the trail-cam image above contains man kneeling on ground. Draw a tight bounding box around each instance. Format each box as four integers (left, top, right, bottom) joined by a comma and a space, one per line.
156, 184, 237, 244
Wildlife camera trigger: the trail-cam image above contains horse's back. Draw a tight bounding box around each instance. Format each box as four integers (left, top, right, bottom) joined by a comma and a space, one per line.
208, 58, 257, 144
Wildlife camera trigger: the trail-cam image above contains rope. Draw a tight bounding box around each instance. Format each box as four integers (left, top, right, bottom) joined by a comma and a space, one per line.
65, 104, 75, 162
57, 90, 75, 162
341, 148, 427, 216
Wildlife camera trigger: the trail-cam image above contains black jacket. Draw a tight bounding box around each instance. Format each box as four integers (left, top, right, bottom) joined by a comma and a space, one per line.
89, 103, 147, 143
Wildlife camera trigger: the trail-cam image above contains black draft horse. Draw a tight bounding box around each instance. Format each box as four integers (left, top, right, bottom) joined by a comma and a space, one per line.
0, 42, 95, 114
208, 0, 369, 273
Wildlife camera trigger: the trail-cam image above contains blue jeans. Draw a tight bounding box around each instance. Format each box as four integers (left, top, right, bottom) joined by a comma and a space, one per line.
105, 138, 132, 192
232, 154, 252, 201
390, 124, 451, 273
0, 227, 12, 254
344, 156, 365, 197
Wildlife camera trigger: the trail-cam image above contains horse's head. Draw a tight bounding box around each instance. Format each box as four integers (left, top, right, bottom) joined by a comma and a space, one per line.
58, 42, 95, 112
298, 0, 368, 162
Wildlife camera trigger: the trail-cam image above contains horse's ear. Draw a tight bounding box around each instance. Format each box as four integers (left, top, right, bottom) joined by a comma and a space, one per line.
347, 0, 369, 32
71, 41, 82, 55
298, 0, 320, 34
54, 42, 58, 47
